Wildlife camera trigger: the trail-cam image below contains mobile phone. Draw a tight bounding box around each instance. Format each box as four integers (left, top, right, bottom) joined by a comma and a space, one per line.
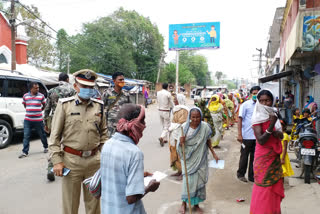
50, 167, 71, 176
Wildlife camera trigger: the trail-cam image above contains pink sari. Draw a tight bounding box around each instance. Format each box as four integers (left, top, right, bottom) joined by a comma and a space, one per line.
250, 121, 284, 214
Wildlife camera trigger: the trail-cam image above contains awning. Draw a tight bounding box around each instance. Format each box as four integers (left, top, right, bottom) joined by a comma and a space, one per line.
259, 70, 293, 83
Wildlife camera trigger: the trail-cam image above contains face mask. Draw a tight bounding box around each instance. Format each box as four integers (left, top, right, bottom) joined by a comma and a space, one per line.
78, 88, 95, 100
117, 82, 125, 88
252, 95, 257, 101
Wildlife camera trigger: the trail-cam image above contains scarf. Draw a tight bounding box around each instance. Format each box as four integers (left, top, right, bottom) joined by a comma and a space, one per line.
251, 89, 281, 131
183, 107, 203, 140
208, 94, 222, 112
116, 105, 146, 144
304, 95, 315, 108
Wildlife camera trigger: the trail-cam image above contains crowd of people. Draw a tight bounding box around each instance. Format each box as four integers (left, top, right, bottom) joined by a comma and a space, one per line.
16, 69, 319, 213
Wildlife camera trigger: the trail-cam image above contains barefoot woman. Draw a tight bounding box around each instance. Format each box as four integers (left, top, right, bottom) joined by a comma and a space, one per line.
177, 107, 219, 214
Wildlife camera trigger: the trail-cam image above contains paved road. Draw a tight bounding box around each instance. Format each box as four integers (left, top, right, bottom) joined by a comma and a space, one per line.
1, 100, 319, 214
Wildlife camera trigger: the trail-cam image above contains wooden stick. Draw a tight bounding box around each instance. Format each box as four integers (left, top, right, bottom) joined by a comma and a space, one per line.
181, 127, 192, 214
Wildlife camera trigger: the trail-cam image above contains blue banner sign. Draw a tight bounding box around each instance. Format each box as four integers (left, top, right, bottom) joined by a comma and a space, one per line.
169, 22, 220, 50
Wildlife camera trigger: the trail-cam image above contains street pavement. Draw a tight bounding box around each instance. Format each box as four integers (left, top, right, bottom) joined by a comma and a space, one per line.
0, 99, 319, 214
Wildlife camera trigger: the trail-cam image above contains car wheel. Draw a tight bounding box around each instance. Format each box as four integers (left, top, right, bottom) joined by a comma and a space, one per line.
0, 119, 13, 149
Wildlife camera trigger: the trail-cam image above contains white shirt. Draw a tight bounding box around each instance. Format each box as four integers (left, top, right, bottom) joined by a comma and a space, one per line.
157, 89, 174, 110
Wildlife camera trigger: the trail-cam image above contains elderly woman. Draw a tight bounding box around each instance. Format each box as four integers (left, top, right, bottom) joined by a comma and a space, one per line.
177, 107, 219, 214
208, 94, 224, 147
250, 89, 284, 214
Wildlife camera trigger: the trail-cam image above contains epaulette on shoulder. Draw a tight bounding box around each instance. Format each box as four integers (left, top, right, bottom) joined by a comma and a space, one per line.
59, 96, 75, 103
90, 98, 104, 105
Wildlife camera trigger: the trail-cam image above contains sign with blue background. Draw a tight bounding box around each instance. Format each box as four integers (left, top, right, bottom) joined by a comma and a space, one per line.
169, 22, 220, 50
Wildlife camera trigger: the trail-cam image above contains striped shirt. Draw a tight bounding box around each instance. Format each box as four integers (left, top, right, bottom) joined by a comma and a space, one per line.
22, 92, 46, 122
101, 133, 146, 214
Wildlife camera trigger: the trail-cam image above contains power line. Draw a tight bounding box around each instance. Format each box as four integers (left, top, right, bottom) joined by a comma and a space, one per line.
17, 0, 58, 34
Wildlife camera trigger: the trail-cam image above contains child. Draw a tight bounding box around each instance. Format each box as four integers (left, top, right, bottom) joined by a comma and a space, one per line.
280, 120, 294, 177
291, 108, 302, 141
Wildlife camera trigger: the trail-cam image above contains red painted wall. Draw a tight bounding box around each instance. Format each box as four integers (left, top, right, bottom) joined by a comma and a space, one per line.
307, 0, 320, 8
0, 14, 12, 50
16, 40, 27, 64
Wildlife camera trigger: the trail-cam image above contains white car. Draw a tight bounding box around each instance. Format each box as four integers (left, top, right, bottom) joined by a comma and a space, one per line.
0, 70, 48, 149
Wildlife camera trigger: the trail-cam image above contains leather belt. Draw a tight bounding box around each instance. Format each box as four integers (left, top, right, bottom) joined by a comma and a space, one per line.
159, 109, 170, 112
63, 146, 99, 158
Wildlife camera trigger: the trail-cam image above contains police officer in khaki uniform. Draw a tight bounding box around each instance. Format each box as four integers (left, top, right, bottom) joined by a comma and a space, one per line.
49, 69, 107, 214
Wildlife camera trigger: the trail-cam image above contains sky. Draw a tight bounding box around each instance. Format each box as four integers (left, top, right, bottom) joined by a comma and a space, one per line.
17, 0, 287, 82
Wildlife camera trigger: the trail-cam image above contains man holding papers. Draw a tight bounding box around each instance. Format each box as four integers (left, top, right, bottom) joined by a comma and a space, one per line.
100, 104, 160, 214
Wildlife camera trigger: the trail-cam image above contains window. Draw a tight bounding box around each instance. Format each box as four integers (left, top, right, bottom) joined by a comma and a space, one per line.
7, 79, 29, 98
0, 54, 7, 64
38, 83, 47, 98
0, 79, 3, 96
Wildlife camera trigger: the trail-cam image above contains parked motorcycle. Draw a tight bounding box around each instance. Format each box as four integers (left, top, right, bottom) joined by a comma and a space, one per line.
294, 116, 320, 183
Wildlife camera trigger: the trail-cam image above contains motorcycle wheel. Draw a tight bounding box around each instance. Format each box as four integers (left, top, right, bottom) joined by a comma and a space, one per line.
305, 165, 311, 184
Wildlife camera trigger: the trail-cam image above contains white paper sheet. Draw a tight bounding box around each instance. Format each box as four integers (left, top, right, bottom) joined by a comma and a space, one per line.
144, 171, 167, 186
209, 160, 225, 169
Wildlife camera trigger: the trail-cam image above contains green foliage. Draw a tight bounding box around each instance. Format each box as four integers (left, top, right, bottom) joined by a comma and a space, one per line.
222, 79, 236, 89
160, 51, 210, 86
56, 29, 69, 72
66, 7, 164, 82
215, 71, 223, 83
178, 51, 210, 86
16, 5, 55, 67
160, 62, 196, 85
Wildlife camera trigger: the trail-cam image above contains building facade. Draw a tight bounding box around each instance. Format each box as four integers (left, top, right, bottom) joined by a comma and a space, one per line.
0, 12, 28, 66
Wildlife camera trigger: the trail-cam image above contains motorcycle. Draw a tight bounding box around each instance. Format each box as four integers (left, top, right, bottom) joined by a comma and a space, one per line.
294, 116, 320, 183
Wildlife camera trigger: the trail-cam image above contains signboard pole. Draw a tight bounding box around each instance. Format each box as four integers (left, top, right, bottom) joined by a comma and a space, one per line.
175, 50, 179, 93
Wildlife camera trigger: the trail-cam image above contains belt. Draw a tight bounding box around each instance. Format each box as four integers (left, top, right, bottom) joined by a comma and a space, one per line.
63, 146, 99, 158
159, 109, 170, 112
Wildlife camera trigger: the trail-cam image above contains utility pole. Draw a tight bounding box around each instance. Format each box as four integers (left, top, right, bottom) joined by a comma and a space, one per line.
256, 48, 262, 76
10, 0, 16, 72
175, 51, 179, 93
67, 54, 71, 75
156, 54, 164, 83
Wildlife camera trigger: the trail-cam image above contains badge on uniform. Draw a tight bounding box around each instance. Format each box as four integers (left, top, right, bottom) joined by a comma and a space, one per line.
71, 112, 81, 115
108, 96, 116, 99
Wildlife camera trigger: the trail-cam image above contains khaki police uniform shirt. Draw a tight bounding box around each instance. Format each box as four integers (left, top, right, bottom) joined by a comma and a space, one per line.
49, 95, 108, 165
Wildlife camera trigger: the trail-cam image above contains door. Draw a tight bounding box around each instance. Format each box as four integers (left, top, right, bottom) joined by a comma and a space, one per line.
6, 79, 29, 129
0, 78, 6, 111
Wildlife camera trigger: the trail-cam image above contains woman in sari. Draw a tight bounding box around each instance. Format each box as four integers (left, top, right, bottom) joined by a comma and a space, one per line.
304, 95, 318, 115
224, 94, 234, 128
250, 89, 284, 214
177, 107, 219, 214
208, 95, 224, 148
217, 92, 228, 138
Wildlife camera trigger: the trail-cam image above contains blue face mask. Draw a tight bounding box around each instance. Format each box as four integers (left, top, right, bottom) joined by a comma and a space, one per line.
252, 95, 257, 101
78, 88, 95, 100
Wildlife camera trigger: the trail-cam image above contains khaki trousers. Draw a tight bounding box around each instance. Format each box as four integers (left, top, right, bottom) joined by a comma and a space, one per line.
159, 111, 171, 141
62, 152, 100, 214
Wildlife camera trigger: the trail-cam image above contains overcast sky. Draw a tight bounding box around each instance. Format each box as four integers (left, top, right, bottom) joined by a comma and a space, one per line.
19, 0, 287, 81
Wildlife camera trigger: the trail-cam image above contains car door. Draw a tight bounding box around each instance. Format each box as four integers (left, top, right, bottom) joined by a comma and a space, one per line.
0, 77, 5, 111
6, 78, 29, 129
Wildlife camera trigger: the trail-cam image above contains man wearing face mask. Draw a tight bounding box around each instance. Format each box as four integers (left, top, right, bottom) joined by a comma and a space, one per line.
102, 72, 131, 137
236, 85, 260, 183
49, 69, 107, 214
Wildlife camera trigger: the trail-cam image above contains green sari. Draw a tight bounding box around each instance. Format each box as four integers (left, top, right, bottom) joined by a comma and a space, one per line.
177, 108, 212, 205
